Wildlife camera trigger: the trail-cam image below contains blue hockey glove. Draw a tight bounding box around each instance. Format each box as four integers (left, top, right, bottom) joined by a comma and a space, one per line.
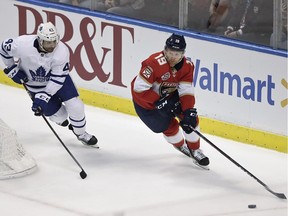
180, 108, 198, 134
32, 92, 51, 116
4, 64, 28, 84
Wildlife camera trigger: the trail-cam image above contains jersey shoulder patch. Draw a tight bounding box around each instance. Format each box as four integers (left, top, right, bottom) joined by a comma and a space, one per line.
141, 66, 153, 79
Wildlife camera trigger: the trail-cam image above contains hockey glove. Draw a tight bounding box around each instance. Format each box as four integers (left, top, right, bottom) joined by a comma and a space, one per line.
155, 97, 169, 110
154, 96, 174, 116
155, 93, 182, 116
32, 92, 51, 116
4, 64, 28, 84
180, 108, 198, 134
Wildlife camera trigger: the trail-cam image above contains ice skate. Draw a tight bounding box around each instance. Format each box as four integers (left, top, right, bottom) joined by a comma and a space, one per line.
174, 143, 191, 157
77, 132, 98, 147
56, 119, 69, 127
189, 149, 210, 170
68, 124, 99, 148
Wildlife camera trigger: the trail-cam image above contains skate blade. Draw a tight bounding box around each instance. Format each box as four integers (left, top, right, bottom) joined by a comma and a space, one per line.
81, 142, 100, 148
192, 158, 210, 170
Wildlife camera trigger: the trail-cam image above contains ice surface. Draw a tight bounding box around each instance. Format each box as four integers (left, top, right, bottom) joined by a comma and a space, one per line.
0, 84, 287, 216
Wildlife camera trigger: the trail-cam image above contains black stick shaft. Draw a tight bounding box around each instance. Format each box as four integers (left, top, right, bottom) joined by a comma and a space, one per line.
23, 84, 87, 179
192, 128, 286, 199
41, 115, 87, 175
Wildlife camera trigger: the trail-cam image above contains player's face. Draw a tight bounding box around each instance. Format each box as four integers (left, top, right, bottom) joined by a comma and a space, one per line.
164, 48, 184, 67
42, 40, 58, 53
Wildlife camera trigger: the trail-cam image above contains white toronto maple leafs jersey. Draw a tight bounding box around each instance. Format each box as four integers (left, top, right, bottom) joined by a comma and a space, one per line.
0, 34, 70, 96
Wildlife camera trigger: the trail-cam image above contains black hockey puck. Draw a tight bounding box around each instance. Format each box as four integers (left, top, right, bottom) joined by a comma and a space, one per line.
248, 204, 256, 209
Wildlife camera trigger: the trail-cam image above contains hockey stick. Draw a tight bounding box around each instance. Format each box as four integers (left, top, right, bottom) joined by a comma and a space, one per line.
23, 84, 87, 179
190, 127, 286, 199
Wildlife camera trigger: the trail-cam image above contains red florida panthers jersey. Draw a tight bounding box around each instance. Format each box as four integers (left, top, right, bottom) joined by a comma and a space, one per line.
131, 51, 196, 111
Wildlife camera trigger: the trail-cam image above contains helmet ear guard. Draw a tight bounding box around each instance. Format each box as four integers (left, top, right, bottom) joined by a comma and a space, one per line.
165, 33, 186, 52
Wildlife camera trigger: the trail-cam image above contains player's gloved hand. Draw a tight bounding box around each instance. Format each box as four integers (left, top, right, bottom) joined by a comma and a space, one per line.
180, 108, 198, 134
3, 64, 28, 84
154, 96, 173, 116
155, 96, 168, 110
155, 92, 182, 116
32, 92, 51, 116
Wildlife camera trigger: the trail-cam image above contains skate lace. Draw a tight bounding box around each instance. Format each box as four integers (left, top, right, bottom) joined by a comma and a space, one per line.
180, 145, 191, 156
78, 132, 93, 142
192, 149, 206, 160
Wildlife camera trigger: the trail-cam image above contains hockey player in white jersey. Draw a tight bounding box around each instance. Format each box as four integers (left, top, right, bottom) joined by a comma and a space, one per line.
0, 22, 98, 146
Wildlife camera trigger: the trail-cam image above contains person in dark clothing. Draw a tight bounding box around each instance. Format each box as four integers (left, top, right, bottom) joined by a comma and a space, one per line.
224, 0, 273, 46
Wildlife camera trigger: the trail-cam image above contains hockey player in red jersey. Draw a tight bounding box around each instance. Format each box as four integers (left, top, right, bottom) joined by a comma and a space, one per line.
131, 33, 209, 167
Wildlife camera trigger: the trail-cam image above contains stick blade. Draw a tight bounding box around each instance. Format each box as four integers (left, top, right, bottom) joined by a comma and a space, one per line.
80, 170, 87, 179
265, 186, 286, 199
275, 193, 287, 199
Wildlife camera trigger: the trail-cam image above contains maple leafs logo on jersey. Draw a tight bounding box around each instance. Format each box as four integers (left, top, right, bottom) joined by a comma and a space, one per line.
142, 66, 152, 79
29, 66, 51, 82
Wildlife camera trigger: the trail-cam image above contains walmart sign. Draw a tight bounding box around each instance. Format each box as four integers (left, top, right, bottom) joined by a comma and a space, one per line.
193, 59, 275, 106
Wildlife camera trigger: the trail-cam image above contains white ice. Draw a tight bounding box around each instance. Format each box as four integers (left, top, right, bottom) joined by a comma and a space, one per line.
0, 84, 287, 216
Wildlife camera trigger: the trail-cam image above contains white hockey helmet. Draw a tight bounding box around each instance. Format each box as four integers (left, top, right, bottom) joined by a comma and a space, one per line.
37, 22, 60, 50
